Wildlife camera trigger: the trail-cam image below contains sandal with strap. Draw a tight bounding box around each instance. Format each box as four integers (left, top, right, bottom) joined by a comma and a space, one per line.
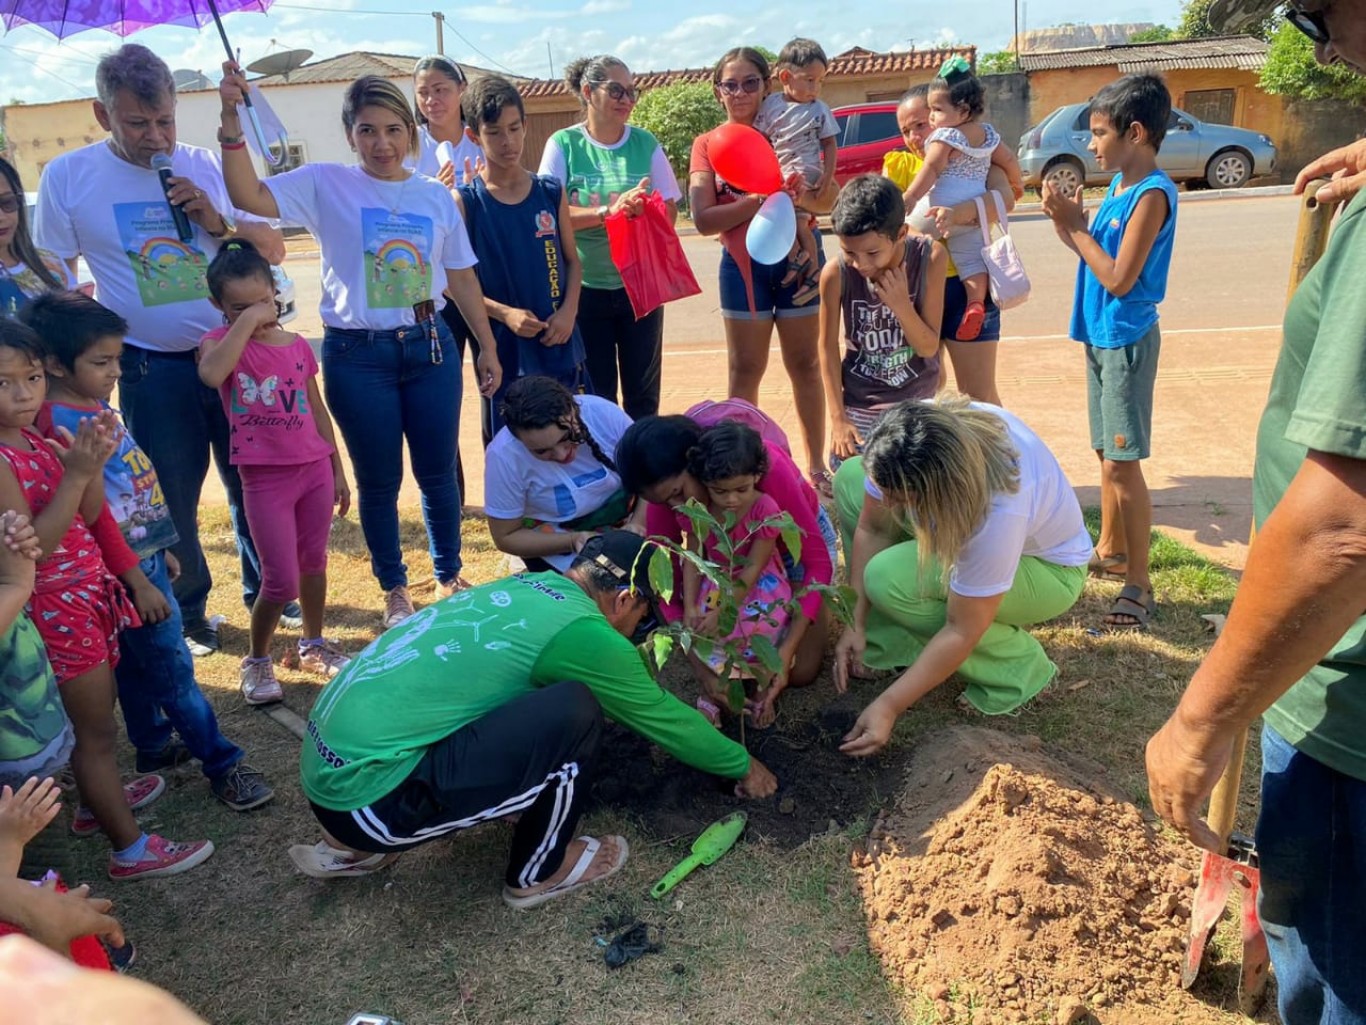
288, 841, 400, 879
955, 301, 987, 341
1088, 551, 1128, 581
503, 834, 629, 909
809, 468, 834, 501
1103, 584, 1157, 632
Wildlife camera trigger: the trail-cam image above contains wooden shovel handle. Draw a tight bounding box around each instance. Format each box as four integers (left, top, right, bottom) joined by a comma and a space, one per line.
1206, 727, 1249, 848
1286, 179, 1340, 303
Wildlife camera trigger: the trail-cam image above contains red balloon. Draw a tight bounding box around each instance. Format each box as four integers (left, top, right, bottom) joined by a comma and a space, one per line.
708, 122, 783, 195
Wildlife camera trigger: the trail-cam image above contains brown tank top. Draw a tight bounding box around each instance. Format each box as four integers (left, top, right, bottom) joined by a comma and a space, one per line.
839, 236, 939, 416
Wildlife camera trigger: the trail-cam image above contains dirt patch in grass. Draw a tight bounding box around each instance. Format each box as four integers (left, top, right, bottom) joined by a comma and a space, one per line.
856, 726, 1206, 1024
591, 687, 908, 848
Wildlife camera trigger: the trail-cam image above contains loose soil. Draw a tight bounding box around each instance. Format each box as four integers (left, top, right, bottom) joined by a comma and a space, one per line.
855, 726, 1205, 1025
590, 683, 911, 848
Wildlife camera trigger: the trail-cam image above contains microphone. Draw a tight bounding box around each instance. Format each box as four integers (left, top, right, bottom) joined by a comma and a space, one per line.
151, 153, 195, 243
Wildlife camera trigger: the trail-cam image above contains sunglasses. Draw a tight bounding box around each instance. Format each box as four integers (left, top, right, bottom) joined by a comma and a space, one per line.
717, 76, 764, 97
0, 193, 20, 215
598, 82, 639, 103
1286, 3, 1330, 44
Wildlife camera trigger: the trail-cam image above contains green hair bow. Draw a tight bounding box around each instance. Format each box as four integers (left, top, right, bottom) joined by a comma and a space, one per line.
938, 55, 972, 80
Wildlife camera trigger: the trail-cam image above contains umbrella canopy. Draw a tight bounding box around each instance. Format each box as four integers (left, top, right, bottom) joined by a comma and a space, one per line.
0, 0, 272, 39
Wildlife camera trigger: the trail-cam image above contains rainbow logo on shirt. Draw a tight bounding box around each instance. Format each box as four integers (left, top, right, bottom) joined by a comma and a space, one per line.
375, 238, 427, 274
361, 207, 435, 310
113, 202, 211, 308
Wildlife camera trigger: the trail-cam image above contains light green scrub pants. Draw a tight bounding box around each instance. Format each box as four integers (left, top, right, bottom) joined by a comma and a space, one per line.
833, 457, 1086, 714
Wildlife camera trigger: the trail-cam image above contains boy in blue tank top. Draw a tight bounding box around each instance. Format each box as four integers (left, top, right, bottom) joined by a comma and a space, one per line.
1042, 73, 1178, 632
455, 75, 590, 437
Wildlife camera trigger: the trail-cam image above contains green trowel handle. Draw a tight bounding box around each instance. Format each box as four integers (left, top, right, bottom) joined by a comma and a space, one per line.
650, 852, 703, 899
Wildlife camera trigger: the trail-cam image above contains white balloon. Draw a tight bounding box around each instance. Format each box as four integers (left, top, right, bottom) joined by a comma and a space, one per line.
746, 191, 798, 266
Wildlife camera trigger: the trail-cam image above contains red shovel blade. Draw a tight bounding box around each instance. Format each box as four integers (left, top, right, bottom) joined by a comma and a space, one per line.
1236, 866, 1270, 1015
1182, 849, 1236, 989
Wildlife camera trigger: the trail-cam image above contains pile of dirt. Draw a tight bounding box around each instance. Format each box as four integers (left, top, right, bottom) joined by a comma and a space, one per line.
855, 727, 1201, 1025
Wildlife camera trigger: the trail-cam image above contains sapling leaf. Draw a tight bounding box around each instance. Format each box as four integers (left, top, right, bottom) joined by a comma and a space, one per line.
648, 546, 675, 604
652, 631, 674, 669
747, 633, 784, 675
717, 598, 739, 637
727, 676, 746, 716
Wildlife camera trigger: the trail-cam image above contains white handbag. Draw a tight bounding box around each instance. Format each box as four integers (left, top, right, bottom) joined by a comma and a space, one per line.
972, 191, 1031, 310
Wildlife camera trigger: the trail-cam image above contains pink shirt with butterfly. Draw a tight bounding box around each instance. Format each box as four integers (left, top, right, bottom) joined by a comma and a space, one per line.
199, 327, 335, 467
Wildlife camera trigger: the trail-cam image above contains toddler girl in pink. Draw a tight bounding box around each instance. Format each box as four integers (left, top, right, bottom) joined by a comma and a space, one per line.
198, 241, 352, 705
679, 422, 794, 728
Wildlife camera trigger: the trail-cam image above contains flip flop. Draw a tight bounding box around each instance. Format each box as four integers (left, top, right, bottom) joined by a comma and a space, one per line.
1088, 551, 1129, 581
503, 835, 629, 910
288, 841, 400, 879
809, 469, 835, 501
1103, 584, 1157, 632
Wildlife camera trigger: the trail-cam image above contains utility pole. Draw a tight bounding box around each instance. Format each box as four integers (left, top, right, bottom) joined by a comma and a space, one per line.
432, 11, 445, 55
1013, 0, 1021, 63
546, 41, 554, 79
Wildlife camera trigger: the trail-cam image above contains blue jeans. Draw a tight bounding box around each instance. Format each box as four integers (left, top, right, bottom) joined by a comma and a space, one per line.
322, 321, 463, 590
1258, 724, 1366, 1025
117, 347, 262, 630
116, 553, 243, 780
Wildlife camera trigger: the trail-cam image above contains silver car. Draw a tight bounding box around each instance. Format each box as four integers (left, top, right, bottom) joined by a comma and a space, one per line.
1018, 102, 1277, 194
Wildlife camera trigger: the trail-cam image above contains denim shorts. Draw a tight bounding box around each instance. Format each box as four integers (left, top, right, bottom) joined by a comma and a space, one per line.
719, 227, 825, 321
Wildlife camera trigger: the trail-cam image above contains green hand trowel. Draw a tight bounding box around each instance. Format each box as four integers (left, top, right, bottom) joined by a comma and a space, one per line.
650, 812, 747, 899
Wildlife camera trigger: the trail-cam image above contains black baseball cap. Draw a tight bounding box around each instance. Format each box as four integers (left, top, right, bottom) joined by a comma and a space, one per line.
575, 530, 657, 600
1207, 0, 1280, 32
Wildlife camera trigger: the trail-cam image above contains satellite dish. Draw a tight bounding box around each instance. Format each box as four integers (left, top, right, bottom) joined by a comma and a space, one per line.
246, 48, 314, 81
172, 68, 214, 90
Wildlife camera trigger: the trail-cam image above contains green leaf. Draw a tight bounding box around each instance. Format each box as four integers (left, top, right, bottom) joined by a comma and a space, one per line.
779, 524, 803, 566
747, 633, 784, 675
651, 631, 674, 669
727, 677, 746, 715
648, 546, 675, 605
674, 499, 719, 540
717, 598, 739, 637
691, 635, 716, 662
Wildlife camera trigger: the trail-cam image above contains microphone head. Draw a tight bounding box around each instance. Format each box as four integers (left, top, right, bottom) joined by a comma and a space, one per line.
150, 153, 174, 172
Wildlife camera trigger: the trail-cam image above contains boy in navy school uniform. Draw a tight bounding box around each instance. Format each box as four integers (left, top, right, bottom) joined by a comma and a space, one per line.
1042, 73, 1178, 632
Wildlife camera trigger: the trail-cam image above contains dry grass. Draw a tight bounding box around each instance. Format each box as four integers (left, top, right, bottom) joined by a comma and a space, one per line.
60, 506, 1268, 1025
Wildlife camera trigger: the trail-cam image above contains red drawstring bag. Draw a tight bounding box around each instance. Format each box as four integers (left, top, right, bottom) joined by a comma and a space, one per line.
606, 192, 701, 320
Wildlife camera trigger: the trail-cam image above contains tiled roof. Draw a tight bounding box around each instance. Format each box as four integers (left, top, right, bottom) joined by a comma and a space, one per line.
517, 45, 977, 99
248, 51, 522, 87
1017, 35, 1267, 73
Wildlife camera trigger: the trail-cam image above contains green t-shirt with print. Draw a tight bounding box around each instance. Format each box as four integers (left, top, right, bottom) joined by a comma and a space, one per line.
550, 125, 663, 290
1256, 187, 1366, 781
0, 613, 68, 766
301, 572, 750, 810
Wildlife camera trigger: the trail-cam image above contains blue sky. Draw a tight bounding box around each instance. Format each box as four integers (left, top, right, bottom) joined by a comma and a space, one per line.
0, 0, 1186, 105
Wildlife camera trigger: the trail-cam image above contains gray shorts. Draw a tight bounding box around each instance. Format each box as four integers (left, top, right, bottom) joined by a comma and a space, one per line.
1086, 324, 1161, 461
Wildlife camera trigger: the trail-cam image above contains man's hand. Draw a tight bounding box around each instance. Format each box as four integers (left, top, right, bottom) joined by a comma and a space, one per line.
1041, 180, 1088, 232
829, 416, 862, 461
164, 175, 227, 235
840, 694, 899, 757
734, 756, 778, 799
542, 306, 575, 347
1295, 138, 1366, 205
1144, 710, 1238, 853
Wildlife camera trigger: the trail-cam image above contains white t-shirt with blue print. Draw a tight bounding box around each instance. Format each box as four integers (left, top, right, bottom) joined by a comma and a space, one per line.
483, 394, 633, 571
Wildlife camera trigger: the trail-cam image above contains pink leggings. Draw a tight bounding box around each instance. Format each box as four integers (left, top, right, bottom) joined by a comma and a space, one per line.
240, 457, 334, 603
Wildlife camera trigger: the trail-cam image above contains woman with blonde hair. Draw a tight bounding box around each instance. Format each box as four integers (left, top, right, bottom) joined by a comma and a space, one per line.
218, 67, 503, 629
833, 396, 1092, 756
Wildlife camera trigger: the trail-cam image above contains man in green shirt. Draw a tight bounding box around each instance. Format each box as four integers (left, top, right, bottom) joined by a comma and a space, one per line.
1146, 3, 1366, 1020
291, 531, 777, 907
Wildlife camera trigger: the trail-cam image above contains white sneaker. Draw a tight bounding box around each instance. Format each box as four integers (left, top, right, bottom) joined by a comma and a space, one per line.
383, 586, 414, 629
298, 640, 351, 679
239, 657, 284, 705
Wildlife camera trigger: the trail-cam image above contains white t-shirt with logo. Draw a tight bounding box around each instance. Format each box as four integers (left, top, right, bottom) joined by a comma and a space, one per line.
411, 125, 484, 188
483, 394, 634, 571
264, 163, 477, 330
864, 403, 1092, 597
35, 142, 238, 353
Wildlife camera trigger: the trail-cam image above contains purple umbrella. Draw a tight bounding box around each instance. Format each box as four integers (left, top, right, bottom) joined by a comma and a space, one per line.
1, 0, 286, 161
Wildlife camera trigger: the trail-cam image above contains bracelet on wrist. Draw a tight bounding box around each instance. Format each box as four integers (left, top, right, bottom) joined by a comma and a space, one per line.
221, 140, 247, 151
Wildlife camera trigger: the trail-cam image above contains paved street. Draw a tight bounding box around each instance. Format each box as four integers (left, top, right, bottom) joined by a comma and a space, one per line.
208, 193, 1308, 572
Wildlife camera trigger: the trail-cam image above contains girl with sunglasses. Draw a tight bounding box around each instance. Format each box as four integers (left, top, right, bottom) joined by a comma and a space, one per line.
538, 55, 682, 421
0, 158, 75, 318
690, 47, 832, 499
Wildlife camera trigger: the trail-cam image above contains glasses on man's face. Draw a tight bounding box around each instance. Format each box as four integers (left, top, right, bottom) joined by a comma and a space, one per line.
0, 193, 21, 215
1286, 3, 1330, 45
717, 76, 764, 97
599, 82, 639, 103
